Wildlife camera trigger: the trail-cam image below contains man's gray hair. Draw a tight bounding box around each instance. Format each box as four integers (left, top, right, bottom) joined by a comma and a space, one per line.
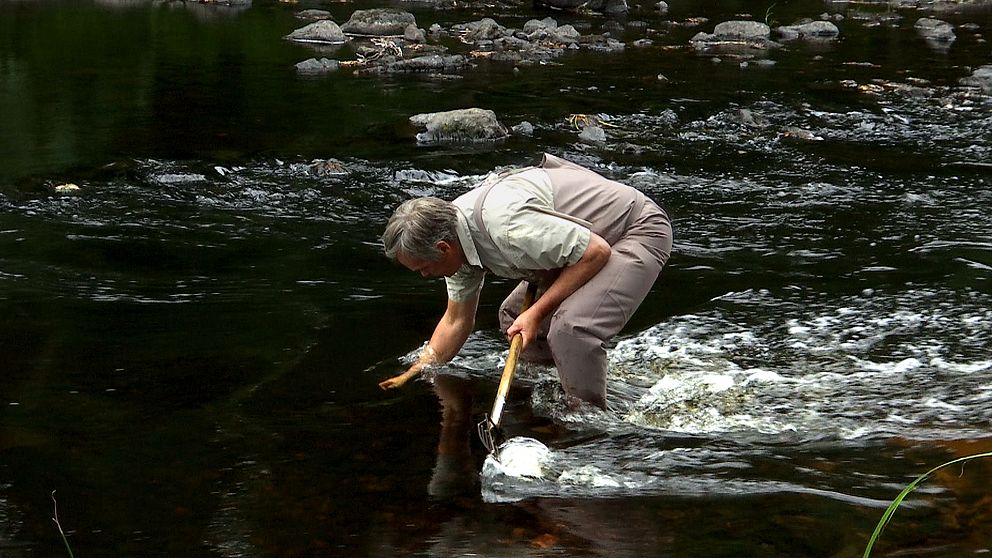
382, 197, 459, 262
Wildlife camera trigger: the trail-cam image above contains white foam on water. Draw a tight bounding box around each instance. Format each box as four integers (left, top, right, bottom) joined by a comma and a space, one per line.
481, 437, 552, 481
476, 286, 992, 501
557, 465, 622, 488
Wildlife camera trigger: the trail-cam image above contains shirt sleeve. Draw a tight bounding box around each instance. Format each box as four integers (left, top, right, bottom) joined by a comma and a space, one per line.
499, 207, 592, 271
444, 265, 485, 302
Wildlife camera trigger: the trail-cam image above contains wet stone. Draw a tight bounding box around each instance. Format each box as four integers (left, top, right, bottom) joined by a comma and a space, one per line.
356, 54, 469, 75
776, 20, 841, 40
914, 17, 956, 42
295, 57, 340, 75
285, 20, 347, 44
341, 9, 417, 37
961, 65, 992, 93
295, 9, 331, 21
408, 108, 509, 143
691, 20, 782, 55
579, 126, 608, 144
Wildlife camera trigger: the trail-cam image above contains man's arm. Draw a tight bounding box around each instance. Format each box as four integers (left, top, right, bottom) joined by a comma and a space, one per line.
379, 293, 480, 390
506, 232, 611, 347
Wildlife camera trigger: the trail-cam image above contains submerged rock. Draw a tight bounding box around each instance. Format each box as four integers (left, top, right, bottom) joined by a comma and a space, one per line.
341, 9, 416, 37
294, 57, 340, 75
961, 65, 992, 92
409, 108, 509, 143
285, 20, 347, 44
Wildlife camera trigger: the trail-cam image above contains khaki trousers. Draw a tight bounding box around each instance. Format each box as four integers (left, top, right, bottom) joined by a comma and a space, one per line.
498, 157, 673, 409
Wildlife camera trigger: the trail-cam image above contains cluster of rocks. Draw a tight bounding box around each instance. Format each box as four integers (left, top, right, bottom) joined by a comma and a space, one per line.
286, 8, 634, 78
689, 19, 842, 58
279, 4, 989, 145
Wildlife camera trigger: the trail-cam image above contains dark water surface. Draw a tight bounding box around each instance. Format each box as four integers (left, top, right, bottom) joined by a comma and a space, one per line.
2, 1, 992, 557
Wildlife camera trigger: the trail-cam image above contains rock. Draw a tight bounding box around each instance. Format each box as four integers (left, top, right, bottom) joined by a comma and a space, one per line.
534, 0, 588, 10
512, 121, 535, 136
295, 57, 340, 74
554, 25, 582, 44
404, 24, 426, 43
341, 9, 416, 36
523, 18, 557, 34
285, 20, 347, 44
914, 17, 956, 42
409, 108, 509, 143
592, 0, 629, 16
776, 20, 840, 40
586, 36, 626, 53
358, 54, 469, 75
713, 20, 771, 40
295, 9, 331, 20
690, 20, 781, 55
656, 1, 669, 14
961, 64, 992, 92
578, 125, 607, 143
461, 18, 507, 41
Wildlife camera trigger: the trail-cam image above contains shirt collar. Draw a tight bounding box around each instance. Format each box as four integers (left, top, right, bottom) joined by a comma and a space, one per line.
454, 207, 483, 268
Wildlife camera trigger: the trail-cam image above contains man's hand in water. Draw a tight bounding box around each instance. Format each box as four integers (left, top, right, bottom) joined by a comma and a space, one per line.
378, 372, 413, 390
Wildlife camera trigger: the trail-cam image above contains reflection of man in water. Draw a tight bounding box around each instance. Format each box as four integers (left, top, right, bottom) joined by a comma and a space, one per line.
428, 374, 479, 499
379, 154, 673, 410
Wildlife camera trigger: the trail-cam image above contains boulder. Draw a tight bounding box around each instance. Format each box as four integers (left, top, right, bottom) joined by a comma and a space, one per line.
295, 57, 340, 74
713, 20, 771, 40
690, 20, 780, 55
409, 108, 509, 143
285, 21, 347, 44
961, 64, 992, 92
776, 20, 840, 40
341, 9, 416, 36
914, 17, 956, 42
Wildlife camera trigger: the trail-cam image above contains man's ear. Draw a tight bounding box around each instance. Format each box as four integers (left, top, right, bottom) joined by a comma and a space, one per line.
436, 240, 452, 255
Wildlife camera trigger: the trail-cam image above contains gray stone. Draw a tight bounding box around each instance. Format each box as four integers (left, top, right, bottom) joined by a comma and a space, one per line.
409, 108, 509, 143
341, 9, 416, 36
404, 24, 426, 43
690, 20, 781, 54
462, 18, 507, 41
578, 126, 607, 144
961, 64, 992, 92
295, 9, 331, 20
295, 57, 340, 74
285, 20, 347, 44
357, 54, 469, 75
511, 121, 535, 136
777, 20, 840, 40
914, 17, 956, 42
554, 25, 581, 44
713, 20, 771, 40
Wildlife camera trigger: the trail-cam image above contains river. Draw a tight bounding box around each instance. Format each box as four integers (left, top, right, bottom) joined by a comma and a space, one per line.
1, 1, 991, 557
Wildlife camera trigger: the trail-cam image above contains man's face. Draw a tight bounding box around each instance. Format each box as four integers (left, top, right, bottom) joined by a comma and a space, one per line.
397, 241, 463, 278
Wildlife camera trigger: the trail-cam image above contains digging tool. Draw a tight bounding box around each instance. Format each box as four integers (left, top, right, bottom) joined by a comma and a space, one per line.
477, 282, 539, 454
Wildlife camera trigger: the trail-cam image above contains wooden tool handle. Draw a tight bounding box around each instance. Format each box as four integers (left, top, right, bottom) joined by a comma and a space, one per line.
488, 283, 538, 427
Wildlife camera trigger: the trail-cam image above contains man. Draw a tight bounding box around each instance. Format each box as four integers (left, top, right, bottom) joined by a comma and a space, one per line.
378, 153, 673, 410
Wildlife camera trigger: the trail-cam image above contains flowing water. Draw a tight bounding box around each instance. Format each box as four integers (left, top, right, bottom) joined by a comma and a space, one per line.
1, 1, 991, 557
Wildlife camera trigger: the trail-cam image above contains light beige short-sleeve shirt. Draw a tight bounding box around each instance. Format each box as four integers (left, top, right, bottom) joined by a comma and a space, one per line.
444, 168, 591, 302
